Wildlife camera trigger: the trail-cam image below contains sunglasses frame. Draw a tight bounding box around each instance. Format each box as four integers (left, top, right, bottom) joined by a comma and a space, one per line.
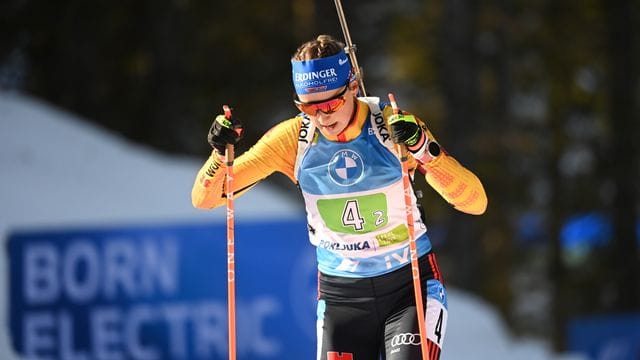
294, 85, 350, 116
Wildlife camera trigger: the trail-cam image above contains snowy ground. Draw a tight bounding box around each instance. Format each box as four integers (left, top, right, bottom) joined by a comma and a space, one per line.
0, 91, 586, 359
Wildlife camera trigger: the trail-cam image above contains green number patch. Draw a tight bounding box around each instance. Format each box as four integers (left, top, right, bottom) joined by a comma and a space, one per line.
317, 194, 388, 234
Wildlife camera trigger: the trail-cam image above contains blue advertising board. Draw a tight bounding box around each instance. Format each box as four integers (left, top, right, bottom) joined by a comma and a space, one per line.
568, 314, 640, 360
7, 219, 317, 359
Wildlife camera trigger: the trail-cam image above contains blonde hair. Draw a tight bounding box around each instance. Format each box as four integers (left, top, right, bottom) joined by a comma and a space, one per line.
292, 35, 345, 61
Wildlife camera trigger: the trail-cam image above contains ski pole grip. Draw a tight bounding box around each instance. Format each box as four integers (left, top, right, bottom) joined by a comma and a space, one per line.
223, 105, 232, 120
222, 104, 243, 138
222, 105, 235, 164
388, 93, 399, 114
388, 93, 409, 159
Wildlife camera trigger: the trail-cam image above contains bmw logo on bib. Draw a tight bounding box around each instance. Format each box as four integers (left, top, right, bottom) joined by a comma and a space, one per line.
328, 149, 364, 186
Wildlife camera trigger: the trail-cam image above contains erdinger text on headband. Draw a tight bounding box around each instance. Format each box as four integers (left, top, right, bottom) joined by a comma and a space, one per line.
291, 52, 352, 95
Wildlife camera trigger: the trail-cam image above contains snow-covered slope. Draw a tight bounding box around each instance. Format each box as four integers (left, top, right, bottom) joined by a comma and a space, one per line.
0, 92, 303, 234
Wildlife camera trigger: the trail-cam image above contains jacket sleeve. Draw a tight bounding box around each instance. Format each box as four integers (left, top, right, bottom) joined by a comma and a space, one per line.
381, 103, 488, 216
412, 124, 488, 215
191, 118, 300, 209
384, 106, 488, 215
191, 152, 231, 209
423, 149, 488, 215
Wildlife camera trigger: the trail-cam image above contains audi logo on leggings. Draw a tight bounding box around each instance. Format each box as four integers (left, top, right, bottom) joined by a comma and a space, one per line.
391, 333, 421, 347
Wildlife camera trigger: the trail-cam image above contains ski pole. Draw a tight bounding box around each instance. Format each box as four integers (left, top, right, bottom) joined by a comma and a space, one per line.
388, 93, 430, 360
334, 0, 367, 96
333, 2, 429, 357
223, 104, 237, 360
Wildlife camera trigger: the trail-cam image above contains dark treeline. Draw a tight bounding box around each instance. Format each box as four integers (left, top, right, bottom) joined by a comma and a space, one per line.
2, 0, 638, 350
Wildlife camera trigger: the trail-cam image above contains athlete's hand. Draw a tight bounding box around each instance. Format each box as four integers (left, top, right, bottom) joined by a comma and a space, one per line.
388, 113, 423, 148
207, 114, 244, 155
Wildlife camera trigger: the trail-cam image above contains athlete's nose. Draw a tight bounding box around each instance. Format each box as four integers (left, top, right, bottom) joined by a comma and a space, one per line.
317, 112, 333, 123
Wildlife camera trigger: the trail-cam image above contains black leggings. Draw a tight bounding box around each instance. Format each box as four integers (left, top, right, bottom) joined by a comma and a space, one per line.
317, 253, 448, 360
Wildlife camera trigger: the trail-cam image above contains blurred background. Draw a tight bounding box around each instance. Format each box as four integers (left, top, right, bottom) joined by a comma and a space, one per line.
1, 0, 639, 359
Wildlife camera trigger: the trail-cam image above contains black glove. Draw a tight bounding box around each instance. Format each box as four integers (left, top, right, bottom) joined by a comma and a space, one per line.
388, 114, 423, 147
207, 114, 244, 155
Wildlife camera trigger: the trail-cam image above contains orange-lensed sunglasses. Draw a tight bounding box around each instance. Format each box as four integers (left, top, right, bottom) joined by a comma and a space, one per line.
294, 85, 349, 116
